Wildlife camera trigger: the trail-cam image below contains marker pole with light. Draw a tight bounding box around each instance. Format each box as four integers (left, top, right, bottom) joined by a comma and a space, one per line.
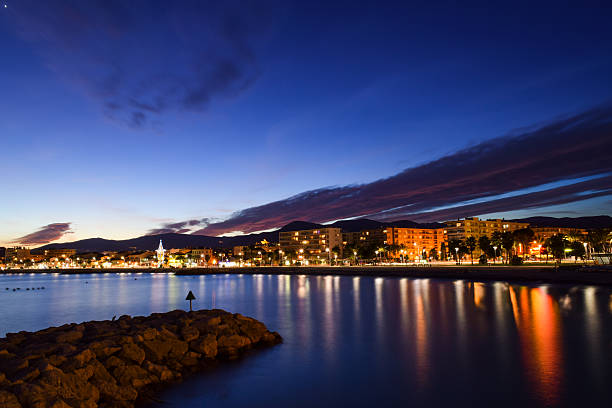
186, 290, 196, 312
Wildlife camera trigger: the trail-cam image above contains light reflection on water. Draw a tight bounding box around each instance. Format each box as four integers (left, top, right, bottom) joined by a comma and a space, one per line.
1, 273, 611, 407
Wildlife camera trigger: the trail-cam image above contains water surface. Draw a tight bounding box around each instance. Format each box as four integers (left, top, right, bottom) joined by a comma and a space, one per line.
1, 272, 611, 407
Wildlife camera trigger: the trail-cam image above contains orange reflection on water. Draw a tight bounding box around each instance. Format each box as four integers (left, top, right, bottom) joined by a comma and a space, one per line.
473, 282, 485, 309
413, 280, 429, 389
514, 286, 563, 406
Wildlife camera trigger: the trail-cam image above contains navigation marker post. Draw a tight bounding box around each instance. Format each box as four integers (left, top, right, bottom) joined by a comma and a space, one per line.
186, 290, 196, 312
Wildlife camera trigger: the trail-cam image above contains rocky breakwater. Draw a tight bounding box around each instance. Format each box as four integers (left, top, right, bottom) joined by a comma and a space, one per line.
0, 309, 282, 408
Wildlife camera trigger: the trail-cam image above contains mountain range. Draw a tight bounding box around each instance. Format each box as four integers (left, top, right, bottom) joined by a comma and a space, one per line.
33, 216, 612, 254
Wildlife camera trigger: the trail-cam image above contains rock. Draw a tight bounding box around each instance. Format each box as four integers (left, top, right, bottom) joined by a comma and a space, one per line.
0, 390, 22, 408
89, 340, 122, 360
143, 361, 175, 382
0, 355, 29, 378
113, 365, 155, 388
190, 334, 218, 358
181, 351, 201, 366
48, 399, 71, 408
142, 337, 187, 363
141, 339, 171, 362
142, 328, 158, 341
104, 355, 125, 370
47, 355, 67, 367
13, 383, 49, 408
56, 330, 83, 344
181, 325, 200, 342
218, 334, 251, 350
9, 366, 40, 383
0, 372, 9, 387
119, 343, 145, 365
94, 380, 137, 403
37, 369, 99, 406
73, 365, 95, 381
159, 326, 178, 339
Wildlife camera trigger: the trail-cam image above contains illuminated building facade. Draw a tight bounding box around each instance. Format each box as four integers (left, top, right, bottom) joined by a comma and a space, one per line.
531, 227, 587, 241
43, 248, 77, 259
444, 217, 529, 241
384, 227, 446, 260
5, 247, 31, 262
279, 227, 342, 261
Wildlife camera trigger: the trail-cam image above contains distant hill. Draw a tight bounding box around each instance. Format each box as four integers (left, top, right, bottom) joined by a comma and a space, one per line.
33, 216, 610, 253
509, 215, 612, 229
34, 231, 278, 254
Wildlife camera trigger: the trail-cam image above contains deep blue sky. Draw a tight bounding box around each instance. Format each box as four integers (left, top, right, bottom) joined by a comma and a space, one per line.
1, 1, 611, 245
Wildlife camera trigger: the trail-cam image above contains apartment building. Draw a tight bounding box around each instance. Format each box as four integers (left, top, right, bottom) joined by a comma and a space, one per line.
444, 217, 529, 241
385, 227, 446, 260
279, 227, 342, 261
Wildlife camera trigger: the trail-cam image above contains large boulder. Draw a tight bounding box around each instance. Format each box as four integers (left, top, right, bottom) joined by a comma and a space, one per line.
190, 334, 217, 358
119, 343, 145, 365
113, 365, 155, 389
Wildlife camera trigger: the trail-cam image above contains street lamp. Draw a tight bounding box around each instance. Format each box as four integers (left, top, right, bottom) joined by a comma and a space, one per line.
325, 247, 331, 265
353, 250, 358, 266
455, 247, 459, 265
492, 246, 497, 264
583, 242, 588, 262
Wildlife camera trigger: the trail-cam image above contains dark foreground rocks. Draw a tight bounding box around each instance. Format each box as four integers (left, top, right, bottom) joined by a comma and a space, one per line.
0, 309, 282, 408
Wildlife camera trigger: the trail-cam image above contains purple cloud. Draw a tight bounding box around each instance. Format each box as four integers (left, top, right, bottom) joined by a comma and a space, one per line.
147, 219, 209, 235
13, 223, 73, 245
192, 105, 612, 235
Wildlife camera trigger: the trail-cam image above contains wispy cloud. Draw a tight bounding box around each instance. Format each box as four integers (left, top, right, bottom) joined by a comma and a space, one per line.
9, 0, 277, 128
13, 223, 73, 245
190, 105, 612, 235
147, 219, 209, 235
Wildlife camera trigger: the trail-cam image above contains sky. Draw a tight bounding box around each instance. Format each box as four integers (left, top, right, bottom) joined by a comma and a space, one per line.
1, 0, 611, 246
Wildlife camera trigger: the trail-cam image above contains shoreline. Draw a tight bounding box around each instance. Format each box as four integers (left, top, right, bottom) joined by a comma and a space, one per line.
0, 309, 281, 408
2, 264, 611, 286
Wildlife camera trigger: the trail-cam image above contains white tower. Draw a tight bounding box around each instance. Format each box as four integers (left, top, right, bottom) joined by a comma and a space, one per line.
156, 240, 165, 267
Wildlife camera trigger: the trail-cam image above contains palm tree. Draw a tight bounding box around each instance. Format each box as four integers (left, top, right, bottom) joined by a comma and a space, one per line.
512, 228, 535, 259
587, 228, 609, 253
501, 232, 515, 264
465, 236, 477, 264
547, 234, 567, 263
477, 235, 491, 260
448, 239, 463, 263
428, 248, 439, 261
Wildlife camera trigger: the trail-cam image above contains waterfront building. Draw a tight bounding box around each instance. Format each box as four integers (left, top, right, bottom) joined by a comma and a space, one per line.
444, 217, 529, 241
531, 227, 587, 241
233, 246, 247, 256
5, 247, 31, 263
190, 248, 213, 265
126, 251, 155, 267
384, 227, 446, 260
341, 232, 362, 246
342, 229, 388, 247
279, 227, 342, 263
43, 248, 77, 259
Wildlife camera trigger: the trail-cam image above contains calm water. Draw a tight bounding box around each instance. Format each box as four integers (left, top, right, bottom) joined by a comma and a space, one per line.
1, 272, 611, 407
